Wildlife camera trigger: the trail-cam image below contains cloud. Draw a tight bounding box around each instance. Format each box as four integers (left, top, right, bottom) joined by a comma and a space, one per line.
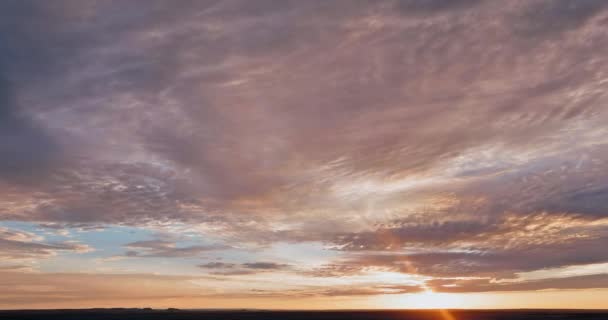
0, 269, 426, 309
244, 284, 424, 298
0, 226, 91, 261
516, 0, 608, 37
199, 261, 291, 275
1, 0, 608, 298
0, 265, 31, 272
394, 0, 484, 15
318, 284, 423, 297
313, 233, 608, 280
332, 219, 498, 251
428, 273, 608, 293
122, 239, 228, 258
0, 43, 60, 183
323, 211, 608, 277
1, 0, 606, 225
241, 262, 290, 270
199, 262, 236, 269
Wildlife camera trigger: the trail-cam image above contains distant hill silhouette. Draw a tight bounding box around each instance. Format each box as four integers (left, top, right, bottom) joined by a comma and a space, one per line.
0, 309, 607, 320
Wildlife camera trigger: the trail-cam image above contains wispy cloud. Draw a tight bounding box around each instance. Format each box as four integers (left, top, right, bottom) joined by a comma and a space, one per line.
122, 239, 228, 258
0, 226, 92, 261
199, 261, 291, 275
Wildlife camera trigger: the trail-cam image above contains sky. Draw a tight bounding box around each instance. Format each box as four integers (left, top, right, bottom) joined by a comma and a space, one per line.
1, 0, 608, 310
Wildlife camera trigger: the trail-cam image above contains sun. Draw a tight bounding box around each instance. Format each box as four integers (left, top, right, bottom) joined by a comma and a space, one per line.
408, 290, 460, 320
402, 289, 466, 309
374, 287, 469, 310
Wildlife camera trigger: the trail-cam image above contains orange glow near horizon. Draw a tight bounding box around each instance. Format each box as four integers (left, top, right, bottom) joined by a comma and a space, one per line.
409, 290, 461, 309
371, 289, 608, 310
407, 289, 458, 320
3, 289, 608, 310
438, 309, 457, 320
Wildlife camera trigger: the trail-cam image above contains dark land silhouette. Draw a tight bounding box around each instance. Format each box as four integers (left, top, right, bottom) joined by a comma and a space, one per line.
0, 309, 607, 320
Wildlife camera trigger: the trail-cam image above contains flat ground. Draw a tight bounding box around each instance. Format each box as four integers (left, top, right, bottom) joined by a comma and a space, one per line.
0, 309, 607, 320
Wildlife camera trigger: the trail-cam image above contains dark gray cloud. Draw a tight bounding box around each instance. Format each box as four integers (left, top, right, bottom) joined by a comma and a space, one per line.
199, 261, 291, 275
241, 262, 290, 270
0, 27, 60, 183
516, 0, 608, 37
199, 262, 236, 269
123, 239, 228, 258
394, 0, 484, 14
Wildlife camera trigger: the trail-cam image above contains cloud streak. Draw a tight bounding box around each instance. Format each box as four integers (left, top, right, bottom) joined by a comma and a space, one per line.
122, 239, 228, 258
0, 226, 91, 261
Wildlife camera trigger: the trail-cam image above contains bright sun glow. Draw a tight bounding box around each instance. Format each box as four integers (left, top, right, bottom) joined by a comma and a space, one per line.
408, 290, 463, 309
386, 290, 461, 320
376, 289, 469, 310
